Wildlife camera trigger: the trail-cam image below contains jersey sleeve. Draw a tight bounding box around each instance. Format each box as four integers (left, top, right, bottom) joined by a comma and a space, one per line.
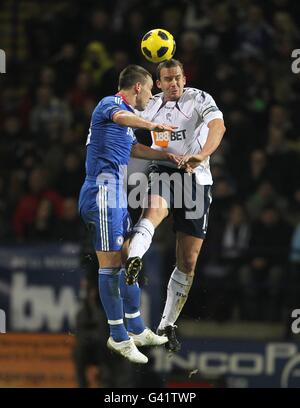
195, 91, 223, 125
100, 96, 123, 121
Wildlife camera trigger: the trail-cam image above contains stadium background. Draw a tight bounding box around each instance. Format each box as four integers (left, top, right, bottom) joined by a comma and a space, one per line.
0, 0, 300, 388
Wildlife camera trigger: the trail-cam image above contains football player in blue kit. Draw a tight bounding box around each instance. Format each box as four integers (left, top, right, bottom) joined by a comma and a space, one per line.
79, 65, 180, 364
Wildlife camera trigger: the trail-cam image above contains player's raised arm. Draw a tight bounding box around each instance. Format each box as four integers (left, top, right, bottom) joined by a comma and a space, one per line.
112, 110, 176, 133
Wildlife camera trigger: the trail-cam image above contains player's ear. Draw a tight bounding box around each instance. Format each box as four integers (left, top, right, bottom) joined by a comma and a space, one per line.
135, 82, 142, 93
156, 79, 162, 89
183, 76, 186, 86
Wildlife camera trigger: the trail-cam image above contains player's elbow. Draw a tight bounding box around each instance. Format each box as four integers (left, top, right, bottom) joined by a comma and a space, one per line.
208, 118, 226, 134
215, 120, 226, 135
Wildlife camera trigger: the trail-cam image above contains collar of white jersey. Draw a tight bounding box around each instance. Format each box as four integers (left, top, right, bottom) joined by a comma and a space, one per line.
156, 88, 189, 116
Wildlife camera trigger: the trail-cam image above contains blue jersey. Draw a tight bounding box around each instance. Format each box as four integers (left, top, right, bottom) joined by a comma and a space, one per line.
79, 94, 137, 252
85, 94, 137, 182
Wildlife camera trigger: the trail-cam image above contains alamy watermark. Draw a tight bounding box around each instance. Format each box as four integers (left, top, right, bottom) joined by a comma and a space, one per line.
0, 49, 6, 73
94, 165, 205, 219
291, 309, 300, 334
0, 309, 6, 333
291, 49, 300, 74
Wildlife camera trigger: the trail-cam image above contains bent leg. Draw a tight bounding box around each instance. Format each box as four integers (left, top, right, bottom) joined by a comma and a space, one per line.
127, 194, 168, 259
125, 195, 168, 285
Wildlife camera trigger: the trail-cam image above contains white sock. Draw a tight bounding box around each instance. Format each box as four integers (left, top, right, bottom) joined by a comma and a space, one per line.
128, 218, 155, 259
158, 267, 193, 330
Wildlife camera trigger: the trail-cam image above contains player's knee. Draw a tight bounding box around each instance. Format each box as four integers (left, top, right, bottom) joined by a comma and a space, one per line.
144, 207, 168, 227
178, 258, 197, 276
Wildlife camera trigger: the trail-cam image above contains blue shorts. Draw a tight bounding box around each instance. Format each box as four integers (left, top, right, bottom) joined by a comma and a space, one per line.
79, 179, 131, 251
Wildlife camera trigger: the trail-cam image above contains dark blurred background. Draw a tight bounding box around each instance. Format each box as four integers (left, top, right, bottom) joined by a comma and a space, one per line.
1, 0, 300, 388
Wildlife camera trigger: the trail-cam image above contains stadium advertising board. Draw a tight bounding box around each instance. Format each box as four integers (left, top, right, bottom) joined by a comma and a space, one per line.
151, 339, 300, 388
0, 244, 81, 332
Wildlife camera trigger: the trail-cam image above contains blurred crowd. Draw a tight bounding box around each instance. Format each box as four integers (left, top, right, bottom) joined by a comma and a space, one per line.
1, 0, 300, 324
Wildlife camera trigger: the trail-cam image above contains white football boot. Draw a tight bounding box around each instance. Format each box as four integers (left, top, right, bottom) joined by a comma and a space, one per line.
107, 337, 148, 364
129, 328, 168, 347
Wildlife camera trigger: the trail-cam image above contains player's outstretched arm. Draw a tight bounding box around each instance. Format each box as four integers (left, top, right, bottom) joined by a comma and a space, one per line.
131, 143, 181, 165
178, 118, 226, 169
113, 110, 177, 132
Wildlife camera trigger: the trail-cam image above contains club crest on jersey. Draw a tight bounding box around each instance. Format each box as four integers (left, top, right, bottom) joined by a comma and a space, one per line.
116, 235, 124, 246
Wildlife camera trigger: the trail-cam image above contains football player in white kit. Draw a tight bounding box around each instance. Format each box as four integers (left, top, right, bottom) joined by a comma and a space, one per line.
125, 59, 226, 351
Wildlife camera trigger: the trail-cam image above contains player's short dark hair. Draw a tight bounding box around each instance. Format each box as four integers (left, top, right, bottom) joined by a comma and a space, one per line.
118, 65, 152, 90
156, 58, 184, 80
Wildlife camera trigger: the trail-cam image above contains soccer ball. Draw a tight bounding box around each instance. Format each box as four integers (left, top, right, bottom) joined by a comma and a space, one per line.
141, 29, 176, 63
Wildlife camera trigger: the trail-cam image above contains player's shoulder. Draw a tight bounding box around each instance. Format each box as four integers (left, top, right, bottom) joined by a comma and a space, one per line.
152, 92, 163, 101
181, 87, 211, 103
94, 95, 124, 117
141, 92, 163, 115
98, 95, 123, 107
148, 92, 163, 108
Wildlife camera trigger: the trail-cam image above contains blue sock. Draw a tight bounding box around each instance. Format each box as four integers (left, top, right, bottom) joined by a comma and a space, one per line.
119, 268, 145, 334
98, 268, 129, 342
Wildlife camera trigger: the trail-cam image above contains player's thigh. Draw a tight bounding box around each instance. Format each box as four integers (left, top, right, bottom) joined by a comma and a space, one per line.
176, 231, 204, 274
145, 165, 175, 226
142, 194, 169, 227
80, 184, 128, 259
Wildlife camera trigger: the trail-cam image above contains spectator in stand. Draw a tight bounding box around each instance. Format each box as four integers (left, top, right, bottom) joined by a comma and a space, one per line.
246, 180, 287, 220
239, 150, 270, 198
30, 86, 72, 142
237, 5, 274, 57
265, 126, 298, 196
13, 167, 63, 240
0, 116, 23, 172
100, 50, 130, 97
239, 205, 292, 321
52, 43, 79, 96
68, 72, 95, 112
56, 151, 84, 198
26, 198, 57, 241
81, 42, 113, 88
221, 203, 250, 265
55, 197, 84, 242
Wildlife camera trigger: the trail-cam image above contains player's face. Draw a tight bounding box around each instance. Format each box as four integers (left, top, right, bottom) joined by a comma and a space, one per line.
156, 66, 186, 101
135, 75, 153, 111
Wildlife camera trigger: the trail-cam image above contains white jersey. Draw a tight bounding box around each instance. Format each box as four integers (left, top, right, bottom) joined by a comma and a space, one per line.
137, 87, 223, 185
